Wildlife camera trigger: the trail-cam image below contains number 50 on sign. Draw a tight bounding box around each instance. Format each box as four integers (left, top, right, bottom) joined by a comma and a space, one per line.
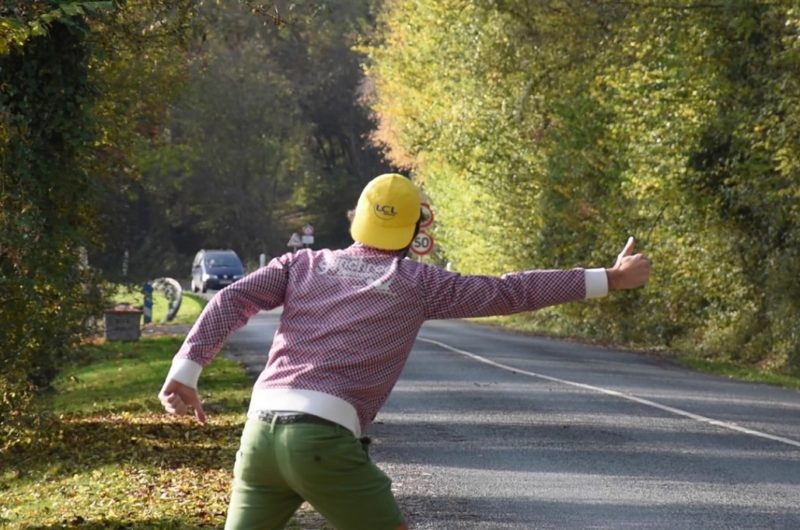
411, 230, 434, 256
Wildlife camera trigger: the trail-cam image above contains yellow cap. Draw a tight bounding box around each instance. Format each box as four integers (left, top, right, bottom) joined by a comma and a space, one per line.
350, 173, 421, 250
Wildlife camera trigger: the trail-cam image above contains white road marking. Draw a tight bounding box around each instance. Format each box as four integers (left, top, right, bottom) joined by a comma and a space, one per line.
418, 337, 800, 449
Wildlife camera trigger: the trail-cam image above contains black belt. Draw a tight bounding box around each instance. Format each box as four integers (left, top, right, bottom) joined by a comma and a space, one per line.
253, 410, 338, 427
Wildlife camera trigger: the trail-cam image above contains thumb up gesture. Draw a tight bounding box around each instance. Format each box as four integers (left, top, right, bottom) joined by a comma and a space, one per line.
607, 236, 651, 291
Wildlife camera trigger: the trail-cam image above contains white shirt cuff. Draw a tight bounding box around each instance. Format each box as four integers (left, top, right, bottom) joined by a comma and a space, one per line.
166, 358, 203, 389
584, 268, 609, 299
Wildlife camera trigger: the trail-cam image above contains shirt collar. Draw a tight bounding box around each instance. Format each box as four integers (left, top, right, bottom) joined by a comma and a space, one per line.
349, 242, 406, 257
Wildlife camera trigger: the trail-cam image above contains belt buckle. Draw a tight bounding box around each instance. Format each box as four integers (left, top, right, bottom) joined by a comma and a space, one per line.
254, 410, 304, 424
255, 410, 273, 422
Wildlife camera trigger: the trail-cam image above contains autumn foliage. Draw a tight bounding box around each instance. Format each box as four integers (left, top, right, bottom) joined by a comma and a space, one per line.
365, 0, 800, 371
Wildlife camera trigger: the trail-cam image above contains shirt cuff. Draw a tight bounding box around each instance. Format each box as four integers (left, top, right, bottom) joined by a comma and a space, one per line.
166, 358, 203, 389
584, 268, 609, 299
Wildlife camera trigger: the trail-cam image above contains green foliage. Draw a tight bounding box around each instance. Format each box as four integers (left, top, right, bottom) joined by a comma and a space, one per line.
1, 12, 103, 450
367, 0, 800, 372
1, 0, 389, 453
0, 0, 199, 451
147, 1, 313, 262
679, 355, 800, 391
0, 2, 114, 54
81, 0, 203, 280
134, 0, 389, 267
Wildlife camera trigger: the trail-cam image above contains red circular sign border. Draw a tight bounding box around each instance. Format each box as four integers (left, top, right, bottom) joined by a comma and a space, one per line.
411, 230, 434, 256
419, 203, 434, 229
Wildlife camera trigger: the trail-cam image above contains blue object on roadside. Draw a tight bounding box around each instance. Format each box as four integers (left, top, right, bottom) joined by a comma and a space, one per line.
142, 282, 154, 324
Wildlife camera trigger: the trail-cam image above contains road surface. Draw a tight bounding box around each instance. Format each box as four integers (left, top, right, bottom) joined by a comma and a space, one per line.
223, 308, 800, 529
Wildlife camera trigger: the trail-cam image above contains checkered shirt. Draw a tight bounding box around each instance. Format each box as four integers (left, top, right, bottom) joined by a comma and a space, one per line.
176, 243, 587, 431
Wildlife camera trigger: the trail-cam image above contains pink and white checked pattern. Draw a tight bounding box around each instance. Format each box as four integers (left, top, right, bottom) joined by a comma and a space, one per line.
176, 243, 586, 431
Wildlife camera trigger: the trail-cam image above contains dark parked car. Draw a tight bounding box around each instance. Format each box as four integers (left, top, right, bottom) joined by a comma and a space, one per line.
191, 249, 245, 293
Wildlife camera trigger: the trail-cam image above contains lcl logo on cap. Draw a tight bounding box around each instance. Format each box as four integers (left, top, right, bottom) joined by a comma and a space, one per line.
374, 204, 397, 220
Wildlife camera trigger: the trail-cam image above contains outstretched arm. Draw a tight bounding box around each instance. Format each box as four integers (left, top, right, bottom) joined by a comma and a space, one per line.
421, 236, 650, 320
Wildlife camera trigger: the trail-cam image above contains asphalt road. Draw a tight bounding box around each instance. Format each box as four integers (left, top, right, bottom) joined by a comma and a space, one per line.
223, 308, 800, 529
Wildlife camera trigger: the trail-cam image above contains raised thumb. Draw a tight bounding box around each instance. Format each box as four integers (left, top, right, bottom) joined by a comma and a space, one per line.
619, 236, 635, 258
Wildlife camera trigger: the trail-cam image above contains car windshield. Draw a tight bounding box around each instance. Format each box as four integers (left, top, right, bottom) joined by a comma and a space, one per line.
205, 254, 241, 268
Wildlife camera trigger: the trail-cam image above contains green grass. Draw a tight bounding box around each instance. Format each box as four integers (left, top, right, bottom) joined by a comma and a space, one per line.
678, 356, 800, 390
0, 332, 331, 529
48, 338, 246, 416
111, 284, 205, 325
0, 337, 247, 529
0, 336, 248, 529
474, 315, 800, 390
158, 292, 205, 325
0, 278, 334, 530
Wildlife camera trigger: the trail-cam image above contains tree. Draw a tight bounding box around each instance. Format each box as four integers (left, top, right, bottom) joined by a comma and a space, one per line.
135, 0, 392, 268
365, 0, 800, 370
0, 0, 198, 450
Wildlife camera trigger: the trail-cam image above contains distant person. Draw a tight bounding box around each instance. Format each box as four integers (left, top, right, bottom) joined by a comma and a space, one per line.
159, 173, 650, 530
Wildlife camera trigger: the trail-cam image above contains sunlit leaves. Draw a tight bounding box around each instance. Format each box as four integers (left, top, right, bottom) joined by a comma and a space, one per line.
0, 1, 114, 55
368, 0, 800, 370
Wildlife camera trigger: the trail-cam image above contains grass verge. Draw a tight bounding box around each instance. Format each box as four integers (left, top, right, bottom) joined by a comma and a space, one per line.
1, 330, 330, 529
678, 356, 800, 391
111, 284, 205, 325
1, 335, 247, 529
474, 315, 800, 391
158, 292, 206, 325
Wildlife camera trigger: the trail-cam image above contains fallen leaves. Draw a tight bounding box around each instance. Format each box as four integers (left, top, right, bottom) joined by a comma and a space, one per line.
2, 411, 241, 528
1, 337, 250, 528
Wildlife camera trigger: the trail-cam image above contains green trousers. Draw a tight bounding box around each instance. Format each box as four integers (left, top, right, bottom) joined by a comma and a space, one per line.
224, 417, 404, 530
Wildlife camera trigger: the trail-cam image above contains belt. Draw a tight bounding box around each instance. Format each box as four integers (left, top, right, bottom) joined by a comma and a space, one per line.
253, 410, 338, 427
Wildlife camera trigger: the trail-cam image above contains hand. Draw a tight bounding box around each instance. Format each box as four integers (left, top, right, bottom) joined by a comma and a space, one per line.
606, 236, 651, 290
159, 378, 207, 424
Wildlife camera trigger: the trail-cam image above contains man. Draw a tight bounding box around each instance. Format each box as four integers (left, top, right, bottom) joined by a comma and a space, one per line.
159, 173, 651, 529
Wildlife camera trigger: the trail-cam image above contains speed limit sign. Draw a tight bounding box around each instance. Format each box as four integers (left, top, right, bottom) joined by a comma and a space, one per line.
420, 202, 434, 229
411, 230, 434, 256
